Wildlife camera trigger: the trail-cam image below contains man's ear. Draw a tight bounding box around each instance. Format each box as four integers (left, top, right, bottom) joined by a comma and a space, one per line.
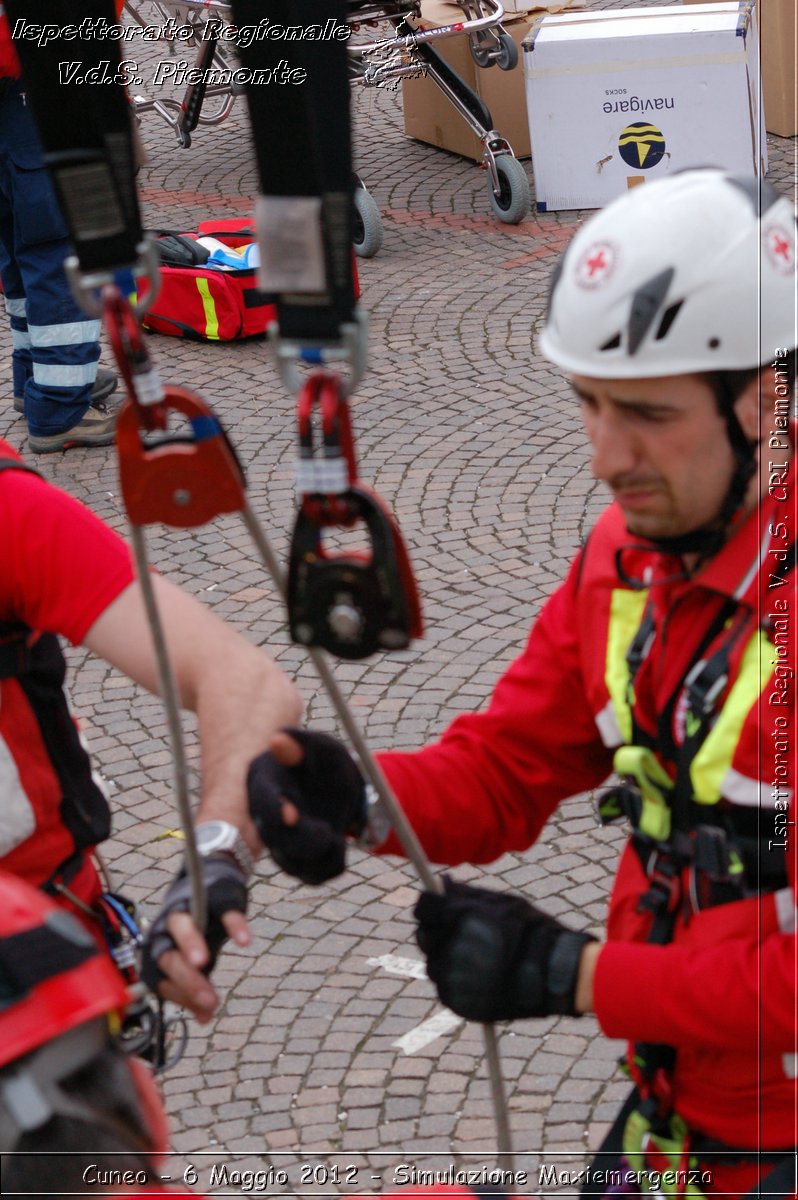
733, 370, 766, 444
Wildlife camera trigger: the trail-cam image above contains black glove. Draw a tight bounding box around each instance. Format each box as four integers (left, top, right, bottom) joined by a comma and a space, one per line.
247, 728, 367, 886
414, 877, 596, 1022
141, 853, 248, 991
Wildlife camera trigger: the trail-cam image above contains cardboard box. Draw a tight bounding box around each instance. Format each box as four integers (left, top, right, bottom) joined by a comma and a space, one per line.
401, 2, 582, 161
523, 5, 766, 211
683, 0, 797, 136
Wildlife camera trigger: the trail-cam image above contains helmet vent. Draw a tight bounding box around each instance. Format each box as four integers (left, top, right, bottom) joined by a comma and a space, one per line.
654, 300, 684, 342
600, 333, 622, 352
627, 267, 675, 355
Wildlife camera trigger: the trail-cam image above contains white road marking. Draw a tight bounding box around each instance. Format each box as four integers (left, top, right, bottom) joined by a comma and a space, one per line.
393, 1010, 464, 1054
367, 953, 428, 980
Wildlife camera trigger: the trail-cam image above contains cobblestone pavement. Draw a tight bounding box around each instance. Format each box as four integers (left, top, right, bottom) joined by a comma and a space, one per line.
1, 2, 795, 1195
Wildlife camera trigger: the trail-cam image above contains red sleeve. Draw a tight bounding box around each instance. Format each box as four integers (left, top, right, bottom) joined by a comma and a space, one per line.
0, 459, 135, 644
375, 551, 614, 866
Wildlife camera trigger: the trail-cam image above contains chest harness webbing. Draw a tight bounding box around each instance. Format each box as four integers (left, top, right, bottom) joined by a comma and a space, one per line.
599, 551, 793, 1133
0, 458, 111, 891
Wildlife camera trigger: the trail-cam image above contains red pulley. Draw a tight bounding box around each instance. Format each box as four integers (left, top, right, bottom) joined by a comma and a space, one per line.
116, 388, 246, 529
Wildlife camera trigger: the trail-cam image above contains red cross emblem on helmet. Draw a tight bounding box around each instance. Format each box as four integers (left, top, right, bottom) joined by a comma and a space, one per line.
764, 224, 795, 275
575, 241, 617, 289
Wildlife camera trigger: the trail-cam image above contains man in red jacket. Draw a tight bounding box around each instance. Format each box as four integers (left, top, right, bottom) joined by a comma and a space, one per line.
246, 170, 797, 1198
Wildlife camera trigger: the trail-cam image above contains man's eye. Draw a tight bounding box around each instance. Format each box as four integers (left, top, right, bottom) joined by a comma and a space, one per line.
628, 407, 671, 423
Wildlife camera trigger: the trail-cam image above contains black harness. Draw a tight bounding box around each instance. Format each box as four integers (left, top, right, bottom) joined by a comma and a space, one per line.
599, 544, 795, 1115
0, 458, 111, 890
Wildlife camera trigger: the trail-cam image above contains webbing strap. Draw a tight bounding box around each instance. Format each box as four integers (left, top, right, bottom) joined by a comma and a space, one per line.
0, 924, 96, 1007
6, 0, 143, 273
228, 0, 356, 343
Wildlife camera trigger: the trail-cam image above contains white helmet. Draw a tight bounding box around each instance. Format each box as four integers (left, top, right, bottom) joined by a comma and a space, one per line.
539, 170, 797, 377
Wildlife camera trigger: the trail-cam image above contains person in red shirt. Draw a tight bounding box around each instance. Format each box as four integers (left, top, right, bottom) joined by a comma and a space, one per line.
0, 441, 301, 1023
245, 171, 798, 1199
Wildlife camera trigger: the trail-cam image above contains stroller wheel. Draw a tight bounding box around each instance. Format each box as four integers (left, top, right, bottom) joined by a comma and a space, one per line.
353, 186, 384, 258
495, 32, 518, 71
470, 37, 494, 68
487, 156, 530, 225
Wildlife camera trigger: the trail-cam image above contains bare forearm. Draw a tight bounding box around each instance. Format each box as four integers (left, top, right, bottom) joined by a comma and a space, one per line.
193, 642, 302, 852
85, 575, 303, 853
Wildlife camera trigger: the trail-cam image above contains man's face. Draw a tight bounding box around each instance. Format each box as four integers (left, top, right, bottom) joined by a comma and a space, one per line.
572, 372, 739, 541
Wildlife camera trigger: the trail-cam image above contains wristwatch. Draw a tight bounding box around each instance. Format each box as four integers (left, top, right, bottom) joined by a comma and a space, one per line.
193, 821, 254, 880
356, 784, 393, 851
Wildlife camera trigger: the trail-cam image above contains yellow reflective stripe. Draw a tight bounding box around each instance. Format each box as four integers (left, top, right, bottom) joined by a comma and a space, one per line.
195, 277, 219, 340
604, 588, 650, 744
690, 628, 775, 804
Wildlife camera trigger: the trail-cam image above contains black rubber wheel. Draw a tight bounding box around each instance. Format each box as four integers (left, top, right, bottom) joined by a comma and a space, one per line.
487, 156, 530, 225
353, 186, 384, 258
496, 32, 518, 71
470, 37, 494, 68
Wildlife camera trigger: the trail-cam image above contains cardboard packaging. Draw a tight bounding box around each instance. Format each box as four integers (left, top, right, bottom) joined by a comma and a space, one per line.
401, 2, 582, 161
523, 4, 766, 212
683, 0, 797, 136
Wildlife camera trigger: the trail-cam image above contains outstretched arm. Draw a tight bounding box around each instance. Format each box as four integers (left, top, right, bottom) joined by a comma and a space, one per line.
85, 574, 303, 1020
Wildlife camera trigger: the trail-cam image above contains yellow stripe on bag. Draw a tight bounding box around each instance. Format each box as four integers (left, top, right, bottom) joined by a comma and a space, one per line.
195, 277, 219, 340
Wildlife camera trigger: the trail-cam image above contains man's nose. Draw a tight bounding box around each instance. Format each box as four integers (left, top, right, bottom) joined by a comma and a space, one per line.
588, 410, 638, 483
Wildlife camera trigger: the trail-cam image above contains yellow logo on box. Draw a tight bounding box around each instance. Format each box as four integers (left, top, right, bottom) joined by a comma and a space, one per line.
618, 122, 666, 169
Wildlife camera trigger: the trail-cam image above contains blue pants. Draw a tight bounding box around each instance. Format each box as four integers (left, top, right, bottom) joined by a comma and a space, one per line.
0, 79, 100, 436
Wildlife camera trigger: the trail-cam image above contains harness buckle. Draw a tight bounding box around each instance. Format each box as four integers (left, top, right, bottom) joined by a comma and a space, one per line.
638, 854, 682, 919
683, 657, 729, 717
268, 309, 368, 399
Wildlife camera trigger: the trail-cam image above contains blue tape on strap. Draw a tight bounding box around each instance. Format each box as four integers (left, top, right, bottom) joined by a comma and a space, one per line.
189, 415, 221, 442
114, 269, 137, 298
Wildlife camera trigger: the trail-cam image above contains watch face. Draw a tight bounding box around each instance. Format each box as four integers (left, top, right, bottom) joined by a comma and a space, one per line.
195, 822, 228, 852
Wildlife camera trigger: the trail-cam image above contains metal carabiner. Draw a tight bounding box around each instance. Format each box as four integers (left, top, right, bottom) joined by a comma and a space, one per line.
103, 285, 167, 430
65, 237, 161, 319
295, 369, 359, 527
268, 308, 368, 399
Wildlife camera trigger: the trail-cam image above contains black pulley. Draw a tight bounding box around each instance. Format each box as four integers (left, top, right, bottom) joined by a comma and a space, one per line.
287, 486, 422, 660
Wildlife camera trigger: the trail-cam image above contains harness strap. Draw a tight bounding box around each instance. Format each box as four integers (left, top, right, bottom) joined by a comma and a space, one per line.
0, 923, 96, 1003
229, 0, 357, 345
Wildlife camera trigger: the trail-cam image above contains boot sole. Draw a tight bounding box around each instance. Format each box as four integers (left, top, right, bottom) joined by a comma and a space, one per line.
28, 429, 117, 453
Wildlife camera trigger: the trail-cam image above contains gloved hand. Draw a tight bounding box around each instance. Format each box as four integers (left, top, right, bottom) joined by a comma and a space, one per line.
247, 728, 367, 886
414, 877, 597, 1021
141, 853, 248, 991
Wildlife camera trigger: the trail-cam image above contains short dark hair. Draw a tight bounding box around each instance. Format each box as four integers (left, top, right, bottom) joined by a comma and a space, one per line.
704, 346, 797, 410
1, 1047, 156, 1198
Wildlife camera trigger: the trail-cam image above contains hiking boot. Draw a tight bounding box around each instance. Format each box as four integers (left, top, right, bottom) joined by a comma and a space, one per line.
27, 396, 119, 454
13, 365, 118, 414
